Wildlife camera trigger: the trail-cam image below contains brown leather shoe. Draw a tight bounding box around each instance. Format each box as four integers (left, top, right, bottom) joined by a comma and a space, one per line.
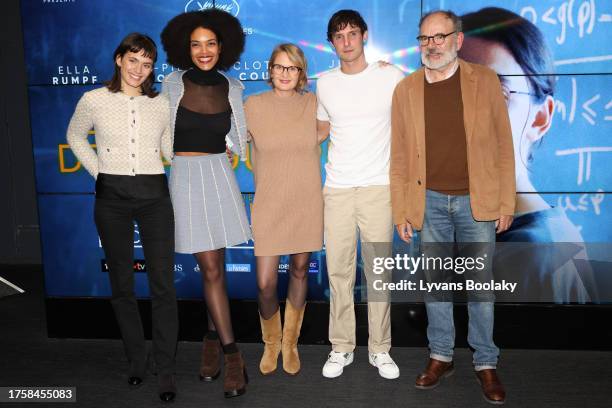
476, 369, 506, 405
223, 351, 248, 398
199, 336, 221, 381
415, 358, 454, 389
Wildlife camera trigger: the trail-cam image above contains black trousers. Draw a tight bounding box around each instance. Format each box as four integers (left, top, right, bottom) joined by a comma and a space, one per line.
94, 174, 178, 375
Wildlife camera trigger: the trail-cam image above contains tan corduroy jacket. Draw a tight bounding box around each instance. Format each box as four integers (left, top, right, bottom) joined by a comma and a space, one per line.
390, 59, 516, 230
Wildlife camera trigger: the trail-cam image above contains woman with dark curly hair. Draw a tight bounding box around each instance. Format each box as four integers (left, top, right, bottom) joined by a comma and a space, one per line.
67, 33, 178, 403
161, 9, 250, 398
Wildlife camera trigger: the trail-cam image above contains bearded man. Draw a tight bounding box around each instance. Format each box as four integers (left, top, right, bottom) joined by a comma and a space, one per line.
390, 10, 516, 405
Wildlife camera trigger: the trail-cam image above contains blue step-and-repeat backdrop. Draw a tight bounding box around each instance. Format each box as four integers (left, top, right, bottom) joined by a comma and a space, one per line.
21, 0, 611, 302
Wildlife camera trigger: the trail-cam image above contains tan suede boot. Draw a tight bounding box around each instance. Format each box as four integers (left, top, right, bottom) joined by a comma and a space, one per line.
259, 308, 282, 375
281, 300, 305, 375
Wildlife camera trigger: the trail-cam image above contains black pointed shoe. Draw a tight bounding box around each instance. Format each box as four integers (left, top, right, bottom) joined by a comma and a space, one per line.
158, 373, 177, 403
127, 376, 143, 387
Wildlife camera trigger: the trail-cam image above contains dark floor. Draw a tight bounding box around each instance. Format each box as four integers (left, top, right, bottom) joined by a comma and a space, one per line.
1, 266, 611, 408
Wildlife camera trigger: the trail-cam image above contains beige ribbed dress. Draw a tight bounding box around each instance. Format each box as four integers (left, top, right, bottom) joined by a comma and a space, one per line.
244, 90, 323, 256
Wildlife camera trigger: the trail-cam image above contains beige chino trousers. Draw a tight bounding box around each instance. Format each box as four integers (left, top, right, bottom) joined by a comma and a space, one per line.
323, 184, 393, 354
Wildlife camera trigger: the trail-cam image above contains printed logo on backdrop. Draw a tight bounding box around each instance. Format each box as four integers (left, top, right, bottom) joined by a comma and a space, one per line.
101, 260, 183, 273
233, 59, 270, 81
39, 1, 97, 85
52, 65, 97, 85
278, 260, 319, 274
194, 263, 250, 273
184, 0, 240, 16
226, 264, 251, 273
101, 260, 147, 273
98, 224, 142, 249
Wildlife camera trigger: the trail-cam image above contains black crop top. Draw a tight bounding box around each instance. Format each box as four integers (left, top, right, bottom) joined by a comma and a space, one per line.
174, 107, 230, 153
173, 68, 232, 153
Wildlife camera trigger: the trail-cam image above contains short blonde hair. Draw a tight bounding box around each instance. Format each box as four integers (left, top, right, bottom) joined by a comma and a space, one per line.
267, 43, 308, 92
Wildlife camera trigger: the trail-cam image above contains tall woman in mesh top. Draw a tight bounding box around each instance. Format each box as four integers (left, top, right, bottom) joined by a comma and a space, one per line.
161, 10, 251, 398
66, 33, 178, 403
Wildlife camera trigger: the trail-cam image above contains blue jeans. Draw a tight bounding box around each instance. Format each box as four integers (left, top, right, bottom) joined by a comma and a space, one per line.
420, 189, 498, 369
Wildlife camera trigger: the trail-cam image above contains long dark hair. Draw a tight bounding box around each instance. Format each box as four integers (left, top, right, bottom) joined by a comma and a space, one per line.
106, 33, 158, 98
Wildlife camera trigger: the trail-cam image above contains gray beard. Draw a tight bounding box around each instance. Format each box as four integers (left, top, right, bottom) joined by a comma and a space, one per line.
422, 47, 457, 70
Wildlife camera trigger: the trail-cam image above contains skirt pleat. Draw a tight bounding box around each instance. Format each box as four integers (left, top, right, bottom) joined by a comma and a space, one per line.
170, 154, 252, 253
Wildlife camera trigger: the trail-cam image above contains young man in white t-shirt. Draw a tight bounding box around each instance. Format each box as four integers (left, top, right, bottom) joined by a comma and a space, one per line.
316, 9, 404, 380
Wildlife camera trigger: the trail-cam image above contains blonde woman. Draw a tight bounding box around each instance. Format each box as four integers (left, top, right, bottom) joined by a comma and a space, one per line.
244, 44, 323, 376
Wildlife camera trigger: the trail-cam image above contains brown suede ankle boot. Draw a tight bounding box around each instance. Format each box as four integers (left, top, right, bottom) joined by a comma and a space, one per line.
259, 309, 282, 375
281, 300, 305, 375
223, 351, 248, 398
199, 335, 221, 381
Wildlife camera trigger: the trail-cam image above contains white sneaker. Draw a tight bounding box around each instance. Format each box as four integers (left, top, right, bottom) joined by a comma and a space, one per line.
369, 352, 400, 379
322, 351, 354, 378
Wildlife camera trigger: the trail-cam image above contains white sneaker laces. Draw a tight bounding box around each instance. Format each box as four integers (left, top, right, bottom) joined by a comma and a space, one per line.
372, 352, 394, 366
328, 352, 348, 364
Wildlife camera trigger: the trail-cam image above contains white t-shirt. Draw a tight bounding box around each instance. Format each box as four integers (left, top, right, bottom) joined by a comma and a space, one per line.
316, 63, 404, 188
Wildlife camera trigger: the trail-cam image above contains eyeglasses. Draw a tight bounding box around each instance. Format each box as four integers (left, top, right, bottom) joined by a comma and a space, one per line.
500, 85, 536, 106
271, 64, 302, 75
416, 31, 456, 46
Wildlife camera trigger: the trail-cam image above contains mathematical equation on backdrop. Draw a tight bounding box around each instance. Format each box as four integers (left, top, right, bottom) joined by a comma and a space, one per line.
24, 0, 611, 88
424, 0, 611, 73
